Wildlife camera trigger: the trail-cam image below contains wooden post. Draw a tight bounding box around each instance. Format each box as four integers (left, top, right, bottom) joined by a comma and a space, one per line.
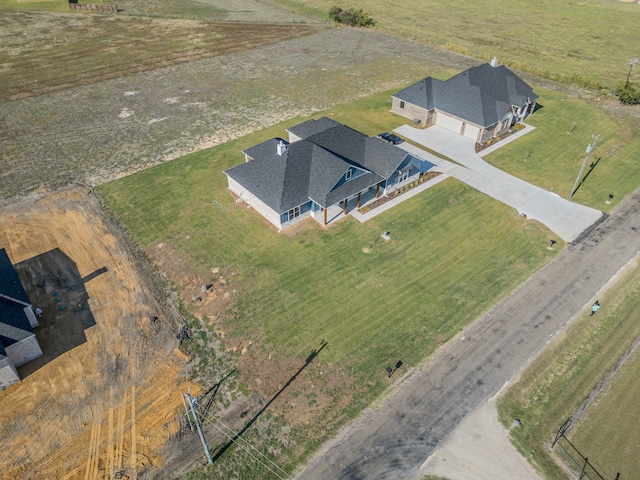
343, 198, 348, 215
357, 192, 361, 208
375, 184, 380, 198
323, 208, 327, 225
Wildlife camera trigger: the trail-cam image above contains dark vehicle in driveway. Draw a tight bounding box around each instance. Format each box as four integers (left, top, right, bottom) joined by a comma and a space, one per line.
378, 132, 404, 145
388, 133, 404, 145
378, 132, 393, 142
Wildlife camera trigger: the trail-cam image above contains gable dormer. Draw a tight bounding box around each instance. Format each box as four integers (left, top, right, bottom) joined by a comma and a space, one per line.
330, 165, 368, 191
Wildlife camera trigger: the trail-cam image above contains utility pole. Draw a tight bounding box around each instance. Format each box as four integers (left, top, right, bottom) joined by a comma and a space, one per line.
185, 390, 213, 464
569, 134, 599, 198
181, 390, 193, 431
624, 58, 638, 89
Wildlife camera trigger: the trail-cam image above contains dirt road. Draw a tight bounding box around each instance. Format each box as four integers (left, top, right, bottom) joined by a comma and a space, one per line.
296, 189, 640, 480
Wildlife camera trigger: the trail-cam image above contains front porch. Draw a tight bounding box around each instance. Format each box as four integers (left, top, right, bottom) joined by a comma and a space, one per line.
312, 184, 383, 226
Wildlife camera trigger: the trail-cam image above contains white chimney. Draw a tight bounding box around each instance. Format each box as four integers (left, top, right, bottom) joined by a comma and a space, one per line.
277, 140, 287, 156
490, 57, 498, 67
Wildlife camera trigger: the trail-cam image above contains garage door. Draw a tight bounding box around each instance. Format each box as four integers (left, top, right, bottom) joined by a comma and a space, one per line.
463, 124, 481, 142
436, 113, 463, 134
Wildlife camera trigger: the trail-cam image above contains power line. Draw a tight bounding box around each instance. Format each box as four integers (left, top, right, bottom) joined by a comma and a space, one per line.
198, 410, 293, 480
569, 134, 599, 198
184, 391, 213, 464
200, 410, 293, 480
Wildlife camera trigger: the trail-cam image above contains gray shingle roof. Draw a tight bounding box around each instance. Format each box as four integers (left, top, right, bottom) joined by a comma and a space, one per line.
225, 119, 412, 212
394, 63, 538, 127
225, 141, 311, 213
242, 138, 288, 161
0, 249, 35, 353
286, 117, 341, 140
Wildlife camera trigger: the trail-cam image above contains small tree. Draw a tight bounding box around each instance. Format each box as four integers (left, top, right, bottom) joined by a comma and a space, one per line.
328, 5, 376, 27
617, 81, 640, 105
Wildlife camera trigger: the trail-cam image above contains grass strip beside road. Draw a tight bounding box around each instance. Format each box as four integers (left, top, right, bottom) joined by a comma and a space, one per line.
498, 259, 640, 480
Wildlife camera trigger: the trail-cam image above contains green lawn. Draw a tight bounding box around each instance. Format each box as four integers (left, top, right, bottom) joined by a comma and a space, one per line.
97, 93, 559, 476
97, 130, 555, 369
497, 262, 640, 479
484, 88, 640, 212
281, 0, 640, 90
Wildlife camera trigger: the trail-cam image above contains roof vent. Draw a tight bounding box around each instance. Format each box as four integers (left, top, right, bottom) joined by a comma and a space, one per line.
490, 57, 498, 67
277, 140, 288, 156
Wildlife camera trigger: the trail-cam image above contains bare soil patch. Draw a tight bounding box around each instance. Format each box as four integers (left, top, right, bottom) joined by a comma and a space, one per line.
420, 397, 542, 480
0, 11, 319, 102
0, 188, 198, 479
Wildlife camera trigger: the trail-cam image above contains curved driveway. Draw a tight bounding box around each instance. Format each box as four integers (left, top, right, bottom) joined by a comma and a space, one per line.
296, 190, 640, 480
395, 124, 603, 243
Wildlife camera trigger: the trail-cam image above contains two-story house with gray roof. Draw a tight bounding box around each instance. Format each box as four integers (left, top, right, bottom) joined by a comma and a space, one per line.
0, 248, 43, 390
224, 117, 434, 231
391, 60, 538, 144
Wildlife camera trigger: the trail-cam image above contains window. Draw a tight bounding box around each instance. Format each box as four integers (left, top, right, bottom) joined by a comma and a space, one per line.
398, 170, 409, 183
345, 169, 352, 181
400, 101, 405, 109
288, 207, 300, 221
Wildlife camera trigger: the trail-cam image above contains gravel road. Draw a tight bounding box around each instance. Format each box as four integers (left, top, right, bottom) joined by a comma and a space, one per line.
297, 189, 640, 480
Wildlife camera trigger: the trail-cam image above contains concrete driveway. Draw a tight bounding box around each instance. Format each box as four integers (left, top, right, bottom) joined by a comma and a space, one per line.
394, 125, 603, 243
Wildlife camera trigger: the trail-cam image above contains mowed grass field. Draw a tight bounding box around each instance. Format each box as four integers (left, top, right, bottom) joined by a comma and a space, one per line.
97, 91, 559, 475
498, 260, 640, 479
484, 89, 640, 211
282, 0, 640, 89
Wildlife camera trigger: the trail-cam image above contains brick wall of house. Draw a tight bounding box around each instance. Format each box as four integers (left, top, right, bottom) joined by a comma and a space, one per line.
391, 97, 429, 125
227, 178, 282, 228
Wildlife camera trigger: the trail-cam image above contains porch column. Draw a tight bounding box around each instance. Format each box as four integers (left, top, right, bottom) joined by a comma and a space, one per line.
357, 192, 361, 208
323, 208, 327, 225
375, 184, 380, 198
343, 198, 348, 215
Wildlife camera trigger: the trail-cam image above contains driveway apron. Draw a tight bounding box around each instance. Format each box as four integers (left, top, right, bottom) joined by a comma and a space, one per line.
394, 124, 603, 243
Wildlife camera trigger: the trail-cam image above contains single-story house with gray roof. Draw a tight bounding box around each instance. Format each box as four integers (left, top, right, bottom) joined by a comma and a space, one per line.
0, 248, 43, 390
224, 117, 435, 231
391, 60, 538, 144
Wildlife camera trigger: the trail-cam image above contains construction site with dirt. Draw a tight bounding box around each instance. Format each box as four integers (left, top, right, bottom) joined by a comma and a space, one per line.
0, 189, 202, 479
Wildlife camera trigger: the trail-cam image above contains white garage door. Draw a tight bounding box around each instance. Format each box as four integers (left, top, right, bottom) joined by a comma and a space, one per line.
463, 124, 481, 142
436, 113, 463, 134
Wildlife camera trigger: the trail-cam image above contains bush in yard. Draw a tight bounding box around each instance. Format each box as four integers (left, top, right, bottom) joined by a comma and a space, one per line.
329, 6, 376, 27
617, 82, 640, 105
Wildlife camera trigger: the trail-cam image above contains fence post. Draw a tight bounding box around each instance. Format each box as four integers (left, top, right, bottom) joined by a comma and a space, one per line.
579, 457, 588, 479
553, 418, 572, 448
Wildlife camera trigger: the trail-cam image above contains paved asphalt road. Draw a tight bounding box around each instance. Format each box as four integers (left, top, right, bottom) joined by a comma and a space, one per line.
297, 189, 640, 480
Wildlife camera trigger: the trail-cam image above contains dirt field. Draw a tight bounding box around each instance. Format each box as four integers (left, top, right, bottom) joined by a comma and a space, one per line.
0, 188, 198, 479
